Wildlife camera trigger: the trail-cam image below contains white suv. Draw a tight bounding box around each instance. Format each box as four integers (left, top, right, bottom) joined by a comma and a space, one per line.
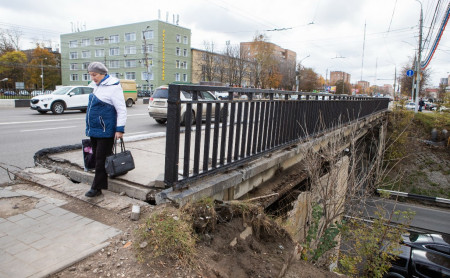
30, 86, 94, 114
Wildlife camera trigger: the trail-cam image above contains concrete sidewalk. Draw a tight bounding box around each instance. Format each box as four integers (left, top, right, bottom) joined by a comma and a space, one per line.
0, 186, 121, 278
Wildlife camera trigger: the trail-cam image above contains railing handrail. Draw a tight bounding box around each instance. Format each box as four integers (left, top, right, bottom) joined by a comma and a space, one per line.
164, 85, 389, 189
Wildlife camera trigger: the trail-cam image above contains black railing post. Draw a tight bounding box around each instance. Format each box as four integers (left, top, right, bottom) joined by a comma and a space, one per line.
164, 84, 181, 187
163, 84, 390, 189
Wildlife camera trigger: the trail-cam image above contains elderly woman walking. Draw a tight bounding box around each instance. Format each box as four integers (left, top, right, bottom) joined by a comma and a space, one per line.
85, 62, 127, 197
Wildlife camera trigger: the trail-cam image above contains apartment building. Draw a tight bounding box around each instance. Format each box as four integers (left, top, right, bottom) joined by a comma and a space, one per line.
330, 71, 351, 85
357, 80, 370, 93
240, 41, 296, 88
191, 48, 253, 87
60, 20, 191, 91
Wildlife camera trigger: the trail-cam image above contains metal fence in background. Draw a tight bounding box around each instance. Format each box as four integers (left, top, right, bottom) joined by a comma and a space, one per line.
0, 89, 53, 99
164, 85, 390, 189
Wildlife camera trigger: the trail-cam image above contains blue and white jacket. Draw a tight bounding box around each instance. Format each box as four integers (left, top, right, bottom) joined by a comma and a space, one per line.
86, 75, 127, 138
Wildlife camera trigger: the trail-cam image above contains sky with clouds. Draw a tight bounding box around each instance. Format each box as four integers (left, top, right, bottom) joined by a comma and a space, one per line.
0, 0, 448, 87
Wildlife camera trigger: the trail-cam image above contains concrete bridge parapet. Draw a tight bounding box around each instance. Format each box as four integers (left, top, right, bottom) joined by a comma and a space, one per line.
157, 112, 387, 206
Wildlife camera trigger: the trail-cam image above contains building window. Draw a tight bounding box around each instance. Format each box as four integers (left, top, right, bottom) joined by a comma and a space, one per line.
175, 73, 180, 81
182, 61, 188, 69
70, 52, 78, 59
141, 58, 153, 67
109, 47, 120, 56
183, 36, 188, 44
81, 51, 91, 58
124, 60, 137, 68
109, 35, 119, 43
83, 73, 90, 81
141, 44, 153, 53
141, 72, 153, 81
70, 74, 79, 81
124, 32, 136, 42
94, 37, 105, 45
110, 72, 121, 78
183, 73, 187, 82
82, 62, 90, 70
109, 60, 120, 68
176, 47, 180, 56
125, 72, 136, 80
81, 38, 90, 46
69, 40, 78, 48
124, 45, 136, 55
143, 30, 153, 39
95, 49, 105, 57
175, 60, 180, 69
183, 49, 187, 57
70, 63, 78, 70
176, 34, 181, 43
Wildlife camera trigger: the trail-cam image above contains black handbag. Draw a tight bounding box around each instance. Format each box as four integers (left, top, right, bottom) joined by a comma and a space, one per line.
105, 138, 135, 178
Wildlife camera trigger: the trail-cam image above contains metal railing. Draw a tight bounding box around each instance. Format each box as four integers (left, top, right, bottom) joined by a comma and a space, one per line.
0, 89, 53, 99
164, 85, 389, 189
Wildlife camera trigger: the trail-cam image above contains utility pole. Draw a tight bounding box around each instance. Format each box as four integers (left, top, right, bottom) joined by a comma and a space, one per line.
40, 58, 46, 92
143, 26, 151, 92
393, 66, 397, 100
414, 0, 423, 113
296, 54, 310, 92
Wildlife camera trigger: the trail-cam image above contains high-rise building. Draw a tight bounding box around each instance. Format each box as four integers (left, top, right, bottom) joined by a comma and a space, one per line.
330, 71, 351, 85
240, 41, 296, 88
60, 20, 191, 91
357, 80, 370, 93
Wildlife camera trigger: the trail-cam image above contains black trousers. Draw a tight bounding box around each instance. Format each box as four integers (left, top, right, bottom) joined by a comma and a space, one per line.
90, 137, 114, 190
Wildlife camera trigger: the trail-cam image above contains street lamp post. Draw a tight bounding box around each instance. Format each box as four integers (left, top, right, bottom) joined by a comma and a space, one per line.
296, 54, 310, 92
40, 57, 47, 93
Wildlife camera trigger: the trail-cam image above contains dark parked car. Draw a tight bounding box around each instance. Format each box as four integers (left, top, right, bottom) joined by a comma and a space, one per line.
385, 233, 450, 278
3, 91, 16, 96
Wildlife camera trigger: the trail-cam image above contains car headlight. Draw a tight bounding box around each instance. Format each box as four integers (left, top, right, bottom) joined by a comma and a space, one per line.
41, 97, 53, 102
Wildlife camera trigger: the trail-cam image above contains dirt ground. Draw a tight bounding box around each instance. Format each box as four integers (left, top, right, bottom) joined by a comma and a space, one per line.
47, 198, 340, 278
0, 182, 338, 278
382, 136, 450, 200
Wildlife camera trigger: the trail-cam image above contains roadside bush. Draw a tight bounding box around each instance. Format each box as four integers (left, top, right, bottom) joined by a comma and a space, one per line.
385, 109, 414, 165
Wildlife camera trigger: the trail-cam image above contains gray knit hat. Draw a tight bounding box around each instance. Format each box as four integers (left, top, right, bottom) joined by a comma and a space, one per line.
87, 62, 108, 74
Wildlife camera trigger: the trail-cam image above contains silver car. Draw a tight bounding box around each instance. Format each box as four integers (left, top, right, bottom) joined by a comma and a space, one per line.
148, 86, 223, 125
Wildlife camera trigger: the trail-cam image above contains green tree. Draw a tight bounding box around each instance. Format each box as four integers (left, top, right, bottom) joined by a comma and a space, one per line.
398, 59, 430, 97
338, 206, 414, 277
335, 79, 351, 94
298, 67, 320, 91
0, 50, 27, 86
250, 34, 279, 89
0, 28, 22, 55
26, 46, 60, 89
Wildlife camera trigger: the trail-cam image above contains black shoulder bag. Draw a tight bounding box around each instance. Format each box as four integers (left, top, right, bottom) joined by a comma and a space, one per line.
105, 138, 135, 178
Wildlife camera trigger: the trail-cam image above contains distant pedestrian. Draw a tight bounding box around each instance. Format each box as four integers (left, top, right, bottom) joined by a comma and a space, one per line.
84, 62, 127, 197
419, 98, 425, 112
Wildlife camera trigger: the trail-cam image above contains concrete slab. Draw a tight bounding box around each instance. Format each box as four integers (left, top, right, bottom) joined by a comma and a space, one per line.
0, 187, 122, 278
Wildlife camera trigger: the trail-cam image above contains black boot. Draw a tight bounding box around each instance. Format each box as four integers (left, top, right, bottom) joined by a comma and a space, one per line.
85, 189, 102, 197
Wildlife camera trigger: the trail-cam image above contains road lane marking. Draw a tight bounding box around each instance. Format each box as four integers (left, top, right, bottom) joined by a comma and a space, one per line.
124, 131, 149, 136
0, 113, 148, 126
21, 126, 77, 132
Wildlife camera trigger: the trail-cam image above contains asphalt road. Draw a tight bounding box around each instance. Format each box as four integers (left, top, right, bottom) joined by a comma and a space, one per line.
0, 102, 166, 184
363, 198, 450, 236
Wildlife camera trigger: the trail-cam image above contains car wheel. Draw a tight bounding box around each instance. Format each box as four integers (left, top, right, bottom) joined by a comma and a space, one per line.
126, 99, 133, 107
155, 119, 167, 124
38, 111, 47, 114
181, 110, 195, 126
51, 102, 65, 114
